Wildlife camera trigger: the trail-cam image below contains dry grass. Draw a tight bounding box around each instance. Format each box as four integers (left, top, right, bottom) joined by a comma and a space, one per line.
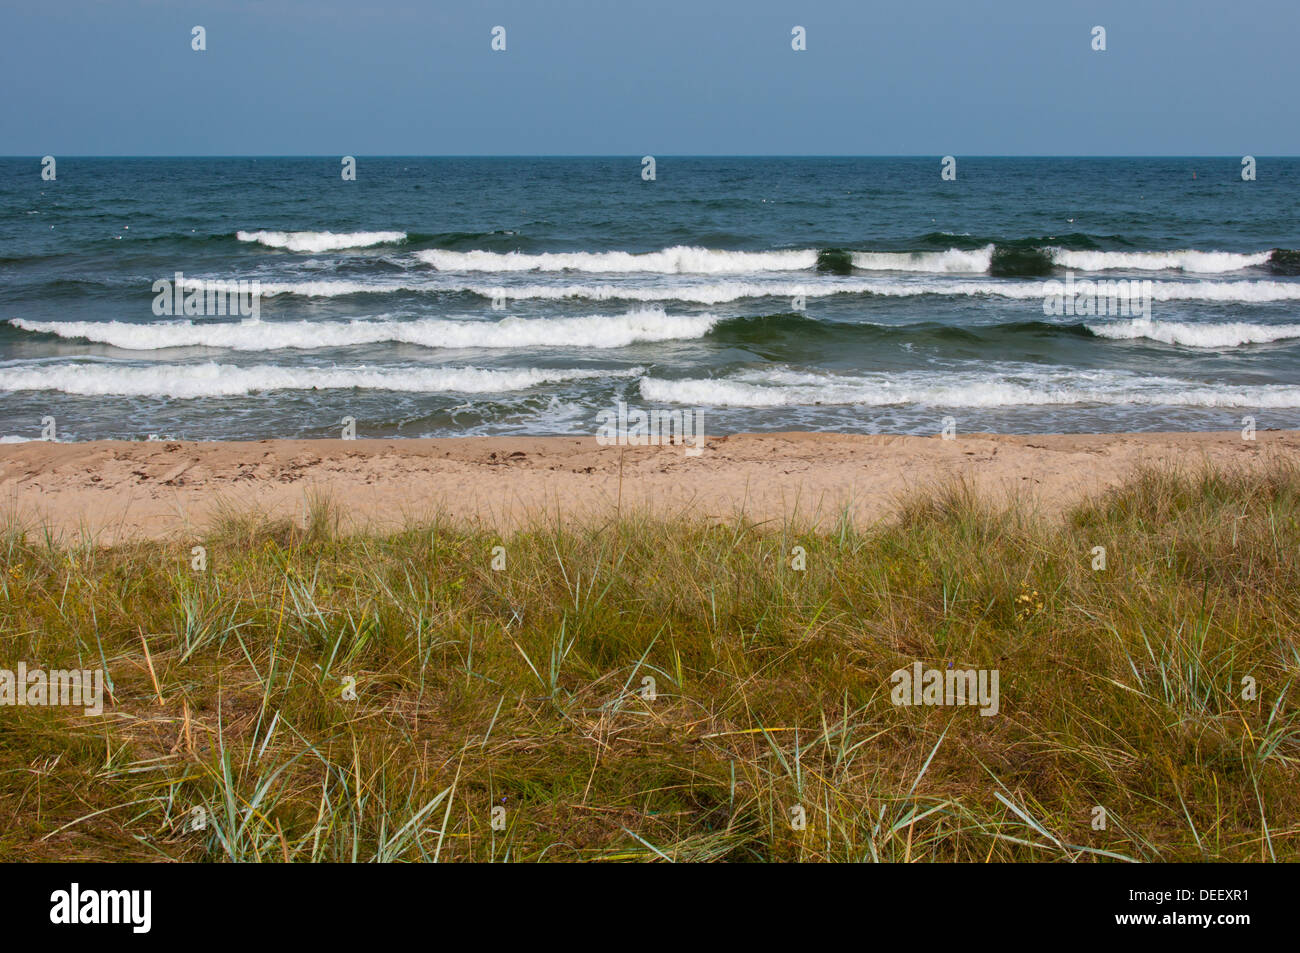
1, 461, 1298, 862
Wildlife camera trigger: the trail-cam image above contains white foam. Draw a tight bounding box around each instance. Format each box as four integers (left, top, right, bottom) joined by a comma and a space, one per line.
638, 367, 1300, 409
464, 282, 778, 304
1052, 249, 1272, 273
0, 363, 642, 399
180, 278, 428, 298
9, 310, 718, 352
460, 279, 905, 305
417, 246, 817, 274
236, 230, 407, 252
1145, 281, 1300, 303
467, 278, 1300, 305
419, 244, 1277, 276
850, 246, 993, 273
177, 273, 1300, 305
1086, 319, 1300, 348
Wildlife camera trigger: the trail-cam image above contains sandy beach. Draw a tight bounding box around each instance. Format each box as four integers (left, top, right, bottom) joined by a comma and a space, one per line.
2, 429, 1295, 543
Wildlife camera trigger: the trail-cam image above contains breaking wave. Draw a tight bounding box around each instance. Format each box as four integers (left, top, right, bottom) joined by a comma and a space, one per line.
9, 310, 717, 351
0, 362, 642, 398
639, 367, 1300, 409
236, 230, 408, 252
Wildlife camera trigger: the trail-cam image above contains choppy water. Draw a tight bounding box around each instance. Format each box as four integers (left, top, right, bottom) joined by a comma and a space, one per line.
2, 156, 1299, 441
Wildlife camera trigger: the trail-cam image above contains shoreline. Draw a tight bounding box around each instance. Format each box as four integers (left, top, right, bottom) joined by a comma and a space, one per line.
2, 429, 1296, 543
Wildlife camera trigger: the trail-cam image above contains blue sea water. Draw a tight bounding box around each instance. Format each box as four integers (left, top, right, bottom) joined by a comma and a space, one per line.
1, 156, 1299, 442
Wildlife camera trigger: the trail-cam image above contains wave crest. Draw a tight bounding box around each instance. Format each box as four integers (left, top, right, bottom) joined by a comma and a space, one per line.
9, 311, 716, 352
416, 246, 817, 274
1085, 318, 1300, 348
639, 367, 1300, 409
236, 230, 407, 252
1052, 249, 1272, 273
0, 362, 641, 398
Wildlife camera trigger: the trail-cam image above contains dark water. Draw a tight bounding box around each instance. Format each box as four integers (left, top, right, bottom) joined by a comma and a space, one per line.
2, 156, 1299, 442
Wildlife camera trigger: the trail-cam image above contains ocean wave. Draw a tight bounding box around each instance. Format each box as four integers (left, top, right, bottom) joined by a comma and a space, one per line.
174, 273, 1300, 305
638, 367, 1300, 409
849, 247, 993, 273
9, 310, 717, 351
236, 230, 408, 252
412, 242, 1290, 276
1085, 319, 1300, 348
0, 362, 641, 398
857, 243, 1280, 275
179, 278, 429, 298
1052, 249, 1273, 273
416, 246, 817, 274
465, 278, 1300, 305
39, 313, 1300, 355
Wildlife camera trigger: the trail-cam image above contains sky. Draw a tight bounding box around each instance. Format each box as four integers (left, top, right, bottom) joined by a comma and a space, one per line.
1, 0, 1294, 155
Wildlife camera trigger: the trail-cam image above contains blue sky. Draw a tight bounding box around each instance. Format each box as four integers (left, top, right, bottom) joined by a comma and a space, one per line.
2, 0, 1293, 155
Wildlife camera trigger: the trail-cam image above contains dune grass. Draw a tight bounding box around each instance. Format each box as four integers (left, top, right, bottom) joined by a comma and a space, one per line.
1, 461, 1298, 862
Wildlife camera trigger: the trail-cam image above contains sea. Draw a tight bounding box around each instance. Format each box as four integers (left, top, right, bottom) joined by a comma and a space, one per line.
2, 156, 1298, 442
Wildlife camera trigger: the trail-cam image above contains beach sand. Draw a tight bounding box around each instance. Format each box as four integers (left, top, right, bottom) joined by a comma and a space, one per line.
2, 430, 1296, 543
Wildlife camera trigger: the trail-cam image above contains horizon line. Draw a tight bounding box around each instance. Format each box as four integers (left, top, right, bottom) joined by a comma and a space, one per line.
2, 154, 1291, 160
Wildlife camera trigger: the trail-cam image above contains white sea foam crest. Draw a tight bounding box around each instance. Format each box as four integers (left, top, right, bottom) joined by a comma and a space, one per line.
178, 274, 1300, 306
1085, 319, 1300, 348
419, 244, 1275, 276
236, 230, 407, 252
417, 246, 817, 274
466, 279, 1300, 305
849, 247, 992, 273
9, 310, 717, 351
1051, 249, 1272, 273
187, 278, 425, 298
637, 367, 1300, 409
21, 314, 1298, 354
0, 363, 642, 399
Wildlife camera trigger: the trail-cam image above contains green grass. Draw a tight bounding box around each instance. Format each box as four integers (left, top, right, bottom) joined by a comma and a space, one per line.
2, 461, 1298, 862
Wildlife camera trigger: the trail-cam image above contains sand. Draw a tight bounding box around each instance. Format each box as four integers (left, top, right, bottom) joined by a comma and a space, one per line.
1, 430, 1295, 544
